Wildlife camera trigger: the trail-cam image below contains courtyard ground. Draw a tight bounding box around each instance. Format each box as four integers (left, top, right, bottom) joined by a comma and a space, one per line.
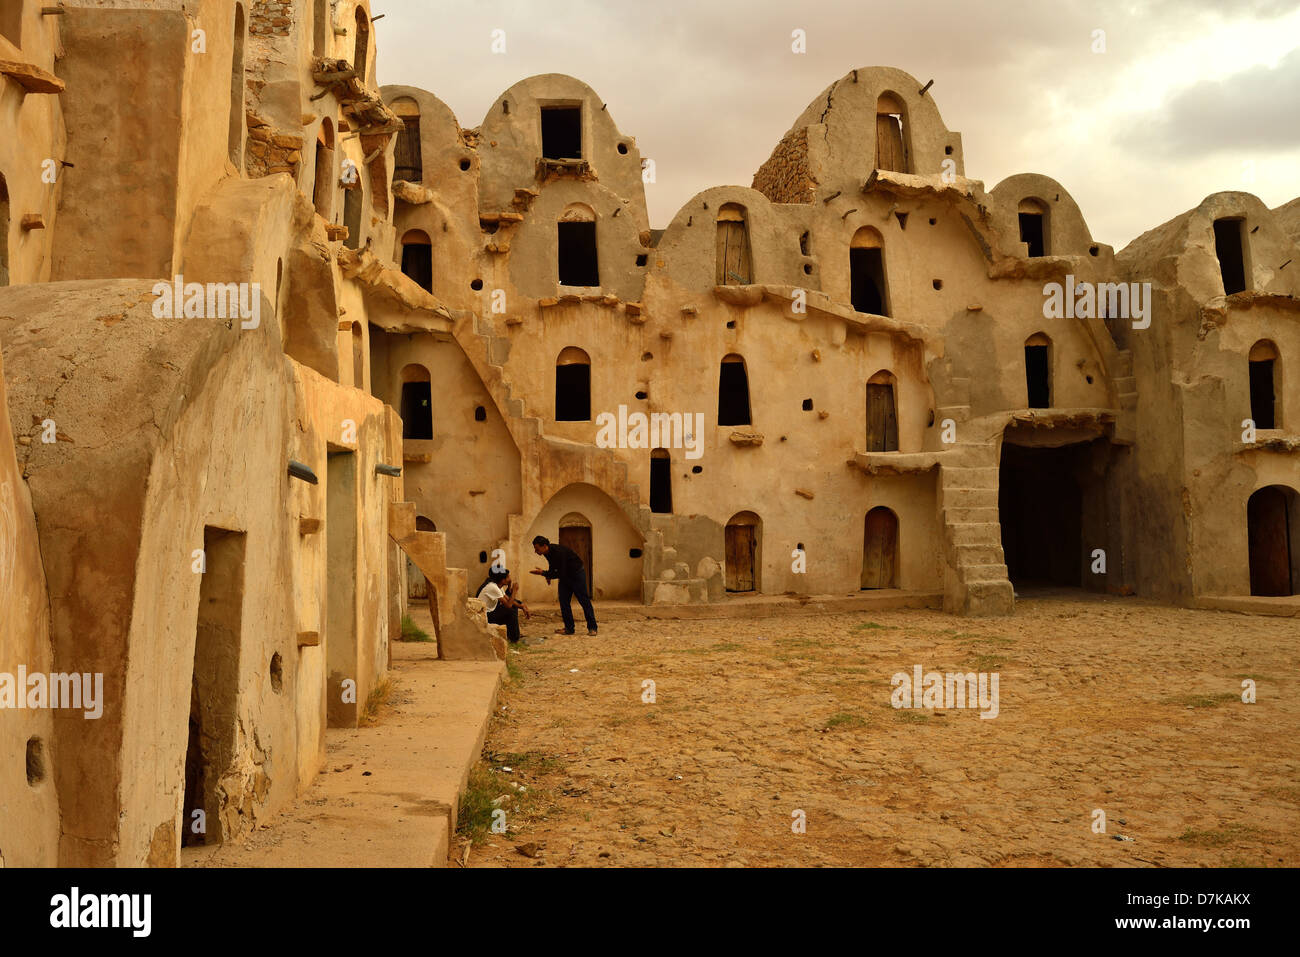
459, 591, 1299, 868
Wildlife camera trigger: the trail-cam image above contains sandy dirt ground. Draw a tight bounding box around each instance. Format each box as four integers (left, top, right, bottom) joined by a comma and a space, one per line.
462, 591, 1298, 868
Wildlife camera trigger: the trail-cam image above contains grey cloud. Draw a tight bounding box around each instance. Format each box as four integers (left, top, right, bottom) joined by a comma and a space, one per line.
1121, 47, 1300, 155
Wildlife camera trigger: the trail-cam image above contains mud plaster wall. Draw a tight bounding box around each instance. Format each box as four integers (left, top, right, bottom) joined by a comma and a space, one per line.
1119, 192, 1300, 601
0, 343, 58, 868
49, 7, 187, 279
377, 331, 522, 576
520, 482, 644, 602
0, 4, 65, 286
119, 317, 292, 866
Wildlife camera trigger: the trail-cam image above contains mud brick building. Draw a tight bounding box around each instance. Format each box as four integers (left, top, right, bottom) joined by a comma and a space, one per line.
0, 0, 1295, 866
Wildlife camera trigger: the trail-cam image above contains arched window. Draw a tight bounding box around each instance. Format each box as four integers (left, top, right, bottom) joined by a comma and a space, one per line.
1025, 333, 1051, 408
228, 4, 246, 168
1247, 485, 1299, 596
650, 449, 672, 514
875, 93, 909, 174
865, 370, 899, 452
724, 511, 760, 592
1249, 340, 1280, 430
0, 174, 9, 287
850, 226, 889, 316
558, 203, 598, 287
716, 203, 752, 285
399, 363, 432, 439
391, 97, 423, 182
555, 347, 591, 421
313, 119, 335, 219
861, 506, 899, 589
350, 321, 365, 390
718, 354, 751, 426
1214, 217, 1249, 294
1018, 198, 1049, 257
400, 229, 433, 292
353, 6, 370, 83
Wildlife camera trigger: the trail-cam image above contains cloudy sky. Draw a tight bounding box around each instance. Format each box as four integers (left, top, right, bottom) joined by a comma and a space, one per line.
374, 0, 1300, 250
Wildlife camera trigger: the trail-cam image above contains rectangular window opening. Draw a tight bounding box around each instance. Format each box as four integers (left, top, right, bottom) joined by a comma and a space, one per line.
1025, 345, 1050, 408
1249, 359, 1276, 430
1018, 213, 1046, 258
558, 221, 599, 286
1214, 218, 1248, 295
649, 452, 673, 513
555, 364, 591, 421
850, 248, 888, 316
541, 106, 582, 160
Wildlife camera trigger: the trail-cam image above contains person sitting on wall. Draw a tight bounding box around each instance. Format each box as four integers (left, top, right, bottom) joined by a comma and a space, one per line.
529, 535, 598, 636
476, 568, 530, 644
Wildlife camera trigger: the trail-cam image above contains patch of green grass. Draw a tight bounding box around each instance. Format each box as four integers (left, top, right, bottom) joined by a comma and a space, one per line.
398, 614, 432, 642
967, 654, 1005, 671
853, 621, 894, 631
358, 678, 391, 727
885, 706, 930, 723
824, 712, 868, 730
455, 762, 503, 845
505, 655, 524, 683
1162, 692, 1240, 709
457, 754, 559, 845
1177, 823, 1260, 848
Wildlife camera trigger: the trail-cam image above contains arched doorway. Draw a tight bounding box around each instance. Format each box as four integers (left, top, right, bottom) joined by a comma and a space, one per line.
558, 512, 594, 594
725, 511, 760, 592
861, 507, 899, 589
1248, 485, 1299, 596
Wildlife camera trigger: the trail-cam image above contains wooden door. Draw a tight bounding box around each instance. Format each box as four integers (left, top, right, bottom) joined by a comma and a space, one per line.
716, 220, 752, 285
559, 525, 594, 594
724, 524, 756, 591
394, 117, 422, 182
861, 508, 898, 589
866, 384, 899, 452
875, 114, 906, 172
1249, 488, 1292, 596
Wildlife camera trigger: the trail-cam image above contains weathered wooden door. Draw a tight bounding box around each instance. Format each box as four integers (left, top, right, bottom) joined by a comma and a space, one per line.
725, 524, 756, 591
715, 218, 752, 285
861, 507, 899, 589
875, 114, 906, 172
394, 116, 422, 182
865, 383, 899, 452
1249, 487, 1292, 596
559, 525, 594, 594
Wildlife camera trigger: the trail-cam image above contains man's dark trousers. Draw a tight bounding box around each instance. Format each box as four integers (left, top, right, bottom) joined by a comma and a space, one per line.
487, 602, 521, 643
557, 573, 597, 633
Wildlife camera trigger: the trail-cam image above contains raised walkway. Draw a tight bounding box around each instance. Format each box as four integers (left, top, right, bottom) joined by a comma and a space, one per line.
187, 606, 502, 868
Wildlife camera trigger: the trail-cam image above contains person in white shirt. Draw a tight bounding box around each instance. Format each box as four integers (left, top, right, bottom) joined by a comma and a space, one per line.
477, 569, 530, 644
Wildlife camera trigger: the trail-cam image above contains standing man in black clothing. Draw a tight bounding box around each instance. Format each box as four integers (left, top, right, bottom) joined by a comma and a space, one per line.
529, 535, 598, 635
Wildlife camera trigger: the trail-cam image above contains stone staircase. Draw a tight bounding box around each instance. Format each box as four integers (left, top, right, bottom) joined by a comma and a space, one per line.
388, 500, 501, 660
448, 309, 663, 585
1111, 348, 1137, 445
939, 449, 1014, 616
